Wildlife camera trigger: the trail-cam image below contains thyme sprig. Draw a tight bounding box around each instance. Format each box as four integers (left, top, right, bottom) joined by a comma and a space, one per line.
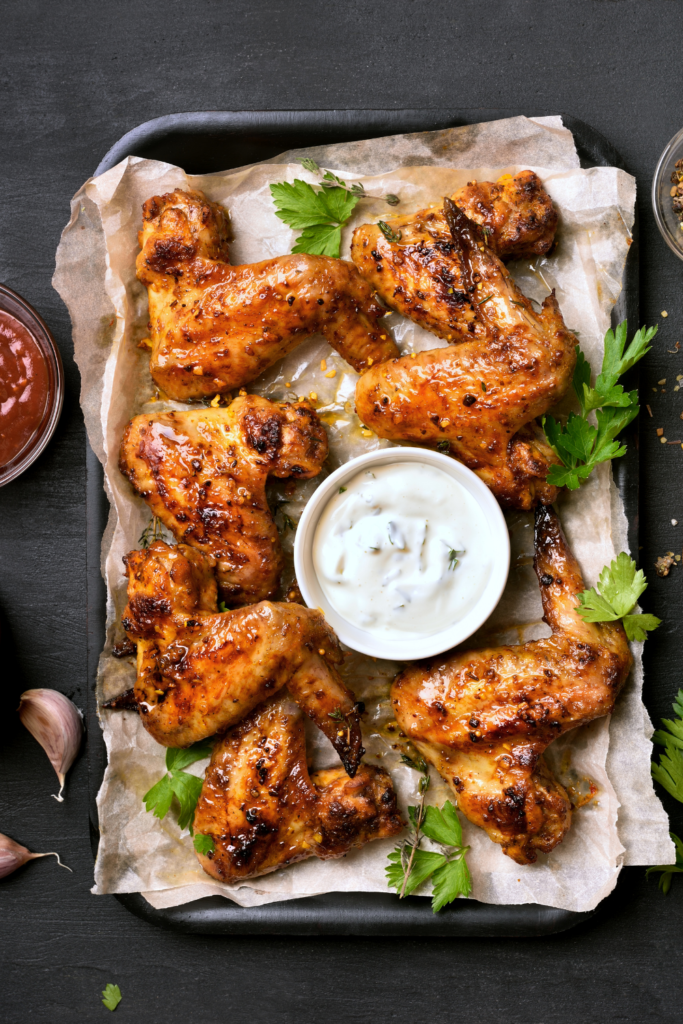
298, 158, 400, 205
396, 753, 431, 898
139, 516, 161, 548
386, 752, 472, 912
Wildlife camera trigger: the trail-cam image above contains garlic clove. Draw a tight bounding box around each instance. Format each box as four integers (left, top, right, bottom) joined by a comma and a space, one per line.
18, 689, 84, 802
0, 832, 72, 878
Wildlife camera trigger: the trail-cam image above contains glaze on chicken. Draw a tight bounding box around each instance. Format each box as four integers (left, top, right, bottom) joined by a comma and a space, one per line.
391, 505, 633, 865
353, 200, 575, 508
137, 188, 397, 400
115, 541, 364, 773
119, 394, 327, 606
357, 170, 557, 269
193, 692, 402, 883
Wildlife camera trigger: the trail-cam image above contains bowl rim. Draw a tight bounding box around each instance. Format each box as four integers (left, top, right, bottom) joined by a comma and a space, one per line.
294, 446, 511, 660
0, 282, 64, 487
652, 125, 683, 260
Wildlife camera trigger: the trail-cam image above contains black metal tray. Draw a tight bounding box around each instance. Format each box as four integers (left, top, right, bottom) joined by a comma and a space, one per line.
86, 109, 639, 936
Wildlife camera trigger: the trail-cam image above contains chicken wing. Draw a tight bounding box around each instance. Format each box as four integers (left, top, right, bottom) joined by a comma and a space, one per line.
114, 541, 364, 774
137, 188, 397, 400
355, 170, 557, 270
193, 691, 402, 883
354, 200, 575, 508
119, 394, 327, 606
391, 505, 633, 865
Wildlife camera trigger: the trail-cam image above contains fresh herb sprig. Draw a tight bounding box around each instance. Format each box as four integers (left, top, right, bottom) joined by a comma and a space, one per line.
298, 157, 399, 206
646, 834, 683, 894
270, 159, 399, 258
378, 220, 402, 243
648, 691, 683, 893
139, 516, 161, 548
542, 321, 657, 490
143, 740, 214, 851
652, 689, 683, 802
386, 754, 472, 912
575, 552, 661, 642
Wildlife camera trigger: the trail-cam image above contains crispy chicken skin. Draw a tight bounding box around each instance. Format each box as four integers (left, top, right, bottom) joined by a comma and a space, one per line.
136, 188, 397, 400
354, 200, 575, 509
116, 541, 364, 773
355, 170, 557, 267
119, 394, 327, 606
193, 692, 402, 883
391, 506, 633, 865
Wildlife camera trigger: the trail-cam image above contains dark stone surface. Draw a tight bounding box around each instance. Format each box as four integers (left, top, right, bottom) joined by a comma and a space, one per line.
1, 1, 683, 1020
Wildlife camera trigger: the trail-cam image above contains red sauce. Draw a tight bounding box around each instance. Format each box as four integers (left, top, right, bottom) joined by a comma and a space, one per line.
0, 310, 50, 467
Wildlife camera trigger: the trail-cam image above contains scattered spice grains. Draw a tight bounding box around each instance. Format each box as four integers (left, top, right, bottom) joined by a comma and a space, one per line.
656, 552, 677, 577
669, 159, 683, 223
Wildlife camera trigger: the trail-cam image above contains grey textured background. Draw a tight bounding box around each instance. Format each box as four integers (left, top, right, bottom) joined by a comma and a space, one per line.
1, 2, 683, 1021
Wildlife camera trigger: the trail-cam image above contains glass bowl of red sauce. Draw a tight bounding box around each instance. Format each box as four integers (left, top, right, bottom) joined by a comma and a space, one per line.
0, 283, 64, 486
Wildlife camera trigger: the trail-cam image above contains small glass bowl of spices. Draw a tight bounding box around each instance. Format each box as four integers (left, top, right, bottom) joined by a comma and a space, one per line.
652, 126, 683, 260
0, 283, 63, 486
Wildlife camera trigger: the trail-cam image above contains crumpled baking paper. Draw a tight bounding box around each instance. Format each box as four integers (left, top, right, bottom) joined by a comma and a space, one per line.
53, 114, 674, 914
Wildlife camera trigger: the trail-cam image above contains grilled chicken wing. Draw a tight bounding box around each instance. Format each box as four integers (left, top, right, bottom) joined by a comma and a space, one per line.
354, 200, 575, 508
391, 505, 633, 865
119, 394, 327, 606
114, 541, 364, 773
357, 170, 557, 269
137, 188, 397, 400
193, 691, 402, 883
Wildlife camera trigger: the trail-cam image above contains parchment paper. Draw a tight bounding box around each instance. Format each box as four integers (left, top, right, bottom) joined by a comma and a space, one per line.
53, 115, 674, 914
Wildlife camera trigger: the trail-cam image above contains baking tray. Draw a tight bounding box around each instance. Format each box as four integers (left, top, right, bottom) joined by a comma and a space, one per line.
85, 109, 639, 936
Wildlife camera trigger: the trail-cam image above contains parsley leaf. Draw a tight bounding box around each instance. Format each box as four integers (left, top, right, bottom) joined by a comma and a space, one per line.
652, 690, 683, 803
598, 322, 657, 391
292, 223, 343, 257
270, 178, 359, 258
165, 739, 215, 773
576, 552, 661, 641
193, 833, 216, 856
431, 854, 472, 911
171, 772, 205, 831
647, 834, 683, 894
653, 690, 683, 751
143, 773, 175, 821
386, 797, 471, 913
386, 847, 446, 897
543, 321, 655, 490
143, 739, 213, 835
595, 552, 648, 616
101, 984, 122, 1012
422, 801, 464, 847
270, 179, 335, 229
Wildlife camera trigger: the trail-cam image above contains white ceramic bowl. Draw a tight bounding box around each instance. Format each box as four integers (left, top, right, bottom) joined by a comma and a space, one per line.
294, 447, 510, 660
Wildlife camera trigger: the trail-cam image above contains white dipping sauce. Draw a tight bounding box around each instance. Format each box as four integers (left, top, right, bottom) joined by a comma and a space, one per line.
313, 462, 492, 639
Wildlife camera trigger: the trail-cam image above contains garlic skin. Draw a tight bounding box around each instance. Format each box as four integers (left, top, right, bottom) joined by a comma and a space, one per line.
0, 832, 72, 878
18, 689, 84, 802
